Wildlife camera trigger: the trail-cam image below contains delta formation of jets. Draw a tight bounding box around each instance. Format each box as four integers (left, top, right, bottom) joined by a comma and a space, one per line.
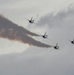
25, 17, 74, 50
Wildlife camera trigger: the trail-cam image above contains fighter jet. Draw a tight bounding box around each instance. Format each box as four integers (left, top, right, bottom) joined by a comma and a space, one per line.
70, 38, 74, 44
54, 43, 59, 50
25, 17, 34, 23
42, 32, 47, 39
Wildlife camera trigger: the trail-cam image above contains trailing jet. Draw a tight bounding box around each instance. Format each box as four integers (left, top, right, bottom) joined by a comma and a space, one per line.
25, 17, 34, 23
70, 38, 74, 44
54, 43, 59, 50
42, 32, 47, 39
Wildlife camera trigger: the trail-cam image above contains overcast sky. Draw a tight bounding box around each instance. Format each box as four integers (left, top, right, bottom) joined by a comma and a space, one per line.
0, 0, 74, 75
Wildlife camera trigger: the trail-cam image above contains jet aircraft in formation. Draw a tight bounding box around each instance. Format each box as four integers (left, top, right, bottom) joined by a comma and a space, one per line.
25, 17, 34, 23
70, 38, 74, 44
42, 32, 47, 39
54, 43, 59, 50
25, 17, 74, 50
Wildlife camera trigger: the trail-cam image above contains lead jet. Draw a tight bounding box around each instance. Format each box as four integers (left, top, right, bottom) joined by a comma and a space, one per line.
54, 43, 59, 50
42, 32, 48, 39
25, 17, 34, 23
70, 38, 74, 44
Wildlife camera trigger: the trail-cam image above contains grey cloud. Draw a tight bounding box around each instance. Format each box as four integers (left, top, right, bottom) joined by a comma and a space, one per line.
36, 6, 74, 28
0, 0, 18, 4
0, 49, 74, 75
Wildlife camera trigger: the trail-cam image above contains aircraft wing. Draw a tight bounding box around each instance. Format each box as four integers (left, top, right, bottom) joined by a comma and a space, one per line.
31, 17, 33, 20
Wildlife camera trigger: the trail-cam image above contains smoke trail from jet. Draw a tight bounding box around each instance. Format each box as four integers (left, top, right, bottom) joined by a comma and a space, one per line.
0, 15, 52, 48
